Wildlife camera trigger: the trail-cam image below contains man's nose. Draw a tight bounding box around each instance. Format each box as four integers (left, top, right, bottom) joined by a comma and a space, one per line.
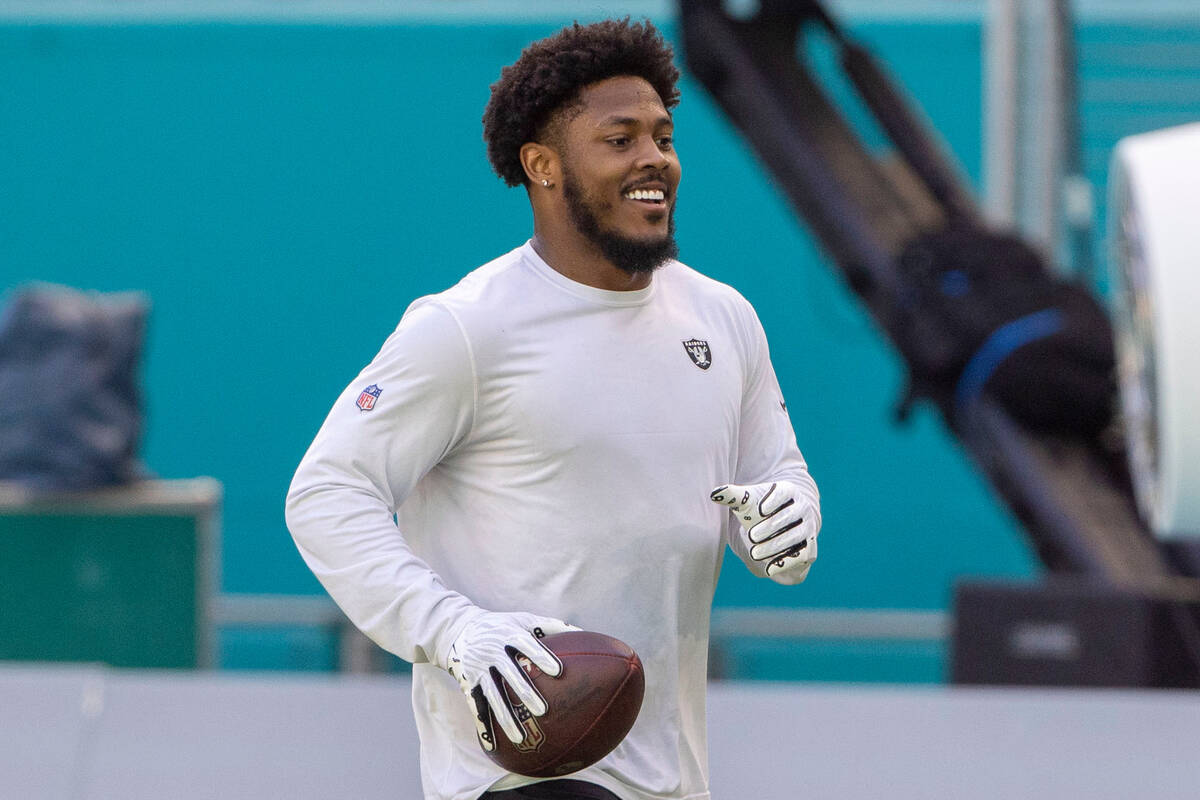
634, 136, 671, 170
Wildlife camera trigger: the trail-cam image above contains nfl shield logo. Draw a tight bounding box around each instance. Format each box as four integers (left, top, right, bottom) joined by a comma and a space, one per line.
682, 339, 712, 370
356, 384, 382, 411
509, 654, 548, 753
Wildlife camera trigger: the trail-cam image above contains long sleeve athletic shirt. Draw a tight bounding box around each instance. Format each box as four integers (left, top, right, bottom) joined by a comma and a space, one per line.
285, 242, 819, 800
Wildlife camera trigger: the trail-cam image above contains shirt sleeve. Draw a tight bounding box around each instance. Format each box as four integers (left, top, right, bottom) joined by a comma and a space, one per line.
284, 300, 483, 667
724, 299, 822, 578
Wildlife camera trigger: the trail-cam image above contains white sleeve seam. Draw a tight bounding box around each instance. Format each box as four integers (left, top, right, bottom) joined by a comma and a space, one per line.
434, 301, 479, 450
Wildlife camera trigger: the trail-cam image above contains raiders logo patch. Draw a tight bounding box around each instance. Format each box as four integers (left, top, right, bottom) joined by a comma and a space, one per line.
682, 339, 712, 370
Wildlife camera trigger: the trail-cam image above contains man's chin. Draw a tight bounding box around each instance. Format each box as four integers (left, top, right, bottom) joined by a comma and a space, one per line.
621, 231, 671, 249
599, 231, 679, 276
627, 210, 670, 230
614, 218, 674, 245
562, 177, 678, 274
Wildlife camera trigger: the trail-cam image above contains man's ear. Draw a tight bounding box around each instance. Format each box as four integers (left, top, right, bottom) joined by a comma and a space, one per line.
520, 141, 560, 188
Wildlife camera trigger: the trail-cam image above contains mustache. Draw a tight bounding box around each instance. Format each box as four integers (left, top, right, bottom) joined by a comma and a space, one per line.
621, 174, 672, 194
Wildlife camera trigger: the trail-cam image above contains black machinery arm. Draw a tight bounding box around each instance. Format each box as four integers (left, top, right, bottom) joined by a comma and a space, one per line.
677, 0, 1195, 595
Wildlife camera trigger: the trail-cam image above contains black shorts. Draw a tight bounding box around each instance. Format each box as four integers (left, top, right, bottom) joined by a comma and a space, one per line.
480, 778, 621, 800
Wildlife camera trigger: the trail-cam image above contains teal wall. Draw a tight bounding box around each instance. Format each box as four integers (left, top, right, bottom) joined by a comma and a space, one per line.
0, 9, 1049, 677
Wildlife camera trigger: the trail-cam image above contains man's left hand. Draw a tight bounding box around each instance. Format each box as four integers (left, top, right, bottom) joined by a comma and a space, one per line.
710, 481, 819, 585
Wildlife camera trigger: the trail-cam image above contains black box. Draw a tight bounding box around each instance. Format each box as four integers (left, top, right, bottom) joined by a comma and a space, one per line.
951, 578, 1200, 688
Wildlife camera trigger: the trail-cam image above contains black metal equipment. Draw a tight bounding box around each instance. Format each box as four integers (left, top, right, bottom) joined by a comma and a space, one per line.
678, 0, 1200, 686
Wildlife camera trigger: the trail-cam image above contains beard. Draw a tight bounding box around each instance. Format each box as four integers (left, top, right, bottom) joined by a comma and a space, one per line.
562, 168, 679, 276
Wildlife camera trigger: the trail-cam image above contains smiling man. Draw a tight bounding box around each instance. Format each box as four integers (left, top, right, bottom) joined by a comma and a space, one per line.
286, 19, 821, 800
515, 70, 680, 288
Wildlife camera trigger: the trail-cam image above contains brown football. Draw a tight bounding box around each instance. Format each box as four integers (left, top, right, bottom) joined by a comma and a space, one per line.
482, 630, 645, 778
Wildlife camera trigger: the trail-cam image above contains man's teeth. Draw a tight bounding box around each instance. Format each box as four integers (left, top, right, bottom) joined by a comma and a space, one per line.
625, 188, 665, 201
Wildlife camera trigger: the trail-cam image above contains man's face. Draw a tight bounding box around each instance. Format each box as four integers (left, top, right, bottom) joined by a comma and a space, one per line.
557, 75, 682, 275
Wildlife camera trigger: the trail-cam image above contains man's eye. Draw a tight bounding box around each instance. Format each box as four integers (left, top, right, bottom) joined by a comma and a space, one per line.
658, 137, 674, 148
608, 137, 630, 147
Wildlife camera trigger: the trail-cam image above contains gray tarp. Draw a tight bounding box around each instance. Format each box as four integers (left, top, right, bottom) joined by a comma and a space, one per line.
0, 285, 147, 489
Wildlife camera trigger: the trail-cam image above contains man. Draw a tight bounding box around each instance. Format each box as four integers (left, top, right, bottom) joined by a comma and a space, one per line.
286, 18, 820, 800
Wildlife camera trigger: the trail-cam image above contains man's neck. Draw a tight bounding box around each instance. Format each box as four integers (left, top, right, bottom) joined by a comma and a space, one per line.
529, 230, 652, 292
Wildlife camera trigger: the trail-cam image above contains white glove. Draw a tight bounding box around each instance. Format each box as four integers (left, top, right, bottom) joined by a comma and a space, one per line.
711, 481, 820, 585
443, 611, 578, 751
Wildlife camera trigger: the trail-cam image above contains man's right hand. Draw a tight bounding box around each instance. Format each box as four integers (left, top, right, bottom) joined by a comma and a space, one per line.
444, 611, 578, 751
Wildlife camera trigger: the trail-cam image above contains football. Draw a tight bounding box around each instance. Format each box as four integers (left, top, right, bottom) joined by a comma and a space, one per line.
482, 630, 645, 778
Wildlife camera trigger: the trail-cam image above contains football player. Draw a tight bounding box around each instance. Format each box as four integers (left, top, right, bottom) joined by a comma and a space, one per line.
286, 18, 820, 800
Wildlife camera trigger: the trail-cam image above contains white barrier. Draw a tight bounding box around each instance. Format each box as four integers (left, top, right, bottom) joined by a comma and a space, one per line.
4, 663, 1200, 800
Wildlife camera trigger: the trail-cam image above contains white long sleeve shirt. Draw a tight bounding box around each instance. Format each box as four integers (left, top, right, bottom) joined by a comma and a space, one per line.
285, 242, 818, 800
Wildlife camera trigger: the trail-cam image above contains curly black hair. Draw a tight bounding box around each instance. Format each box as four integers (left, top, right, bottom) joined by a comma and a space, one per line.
482, 18, 681, 187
